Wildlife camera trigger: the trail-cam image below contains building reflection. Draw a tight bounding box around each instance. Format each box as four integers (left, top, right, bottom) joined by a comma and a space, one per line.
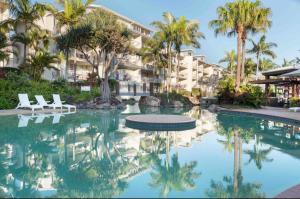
0, 107, 217, 198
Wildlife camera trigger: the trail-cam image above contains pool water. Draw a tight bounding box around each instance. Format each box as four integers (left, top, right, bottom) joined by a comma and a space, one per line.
1, 105, 300, 198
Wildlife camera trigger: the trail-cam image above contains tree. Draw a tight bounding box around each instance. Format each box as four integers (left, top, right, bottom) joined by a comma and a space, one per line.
149, 153, 200, 197
174, 16, 204, 88
219, 50, 237, 76
5, 0, 50, 64
55, 0, 94, 80
0, 32, 15, 65
244, 145, 273, 170
60, 9, 132, 103
210, 0, 271, 91
151, 12, 177, 93
22, 50, 60, 81
247, 35, 277, 79
141, 36, 167, 85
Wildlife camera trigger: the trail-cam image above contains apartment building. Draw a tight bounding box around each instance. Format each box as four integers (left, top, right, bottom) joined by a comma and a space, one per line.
170, 49, 222, 97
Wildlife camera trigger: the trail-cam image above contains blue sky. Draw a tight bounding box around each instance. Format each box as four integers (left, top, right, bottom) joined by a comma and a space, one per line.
41, 0, 300, 67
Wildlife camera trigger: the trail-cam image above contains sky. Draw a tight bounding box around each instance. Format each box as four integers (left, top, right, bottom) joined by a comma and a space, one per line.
40, 0, 300, 67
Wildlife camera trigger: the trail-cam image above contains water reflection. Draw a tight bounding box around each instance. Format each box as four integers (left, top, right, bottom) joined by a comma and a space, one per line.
1, 106, 300, 197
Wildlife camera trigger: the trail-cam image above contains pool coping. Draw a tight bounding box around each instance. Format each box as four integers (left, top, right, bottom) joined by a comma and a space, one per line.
218, 108, 300, 125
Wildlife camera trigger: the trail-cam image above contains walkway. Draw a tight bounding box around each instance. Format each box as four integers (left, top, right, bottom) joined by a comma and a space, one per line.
219, 106, 300, 124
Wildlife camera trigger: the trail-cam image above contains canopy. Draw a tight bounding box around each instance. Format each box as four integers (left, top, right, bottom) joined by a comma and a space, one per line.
280, 69, 300, 77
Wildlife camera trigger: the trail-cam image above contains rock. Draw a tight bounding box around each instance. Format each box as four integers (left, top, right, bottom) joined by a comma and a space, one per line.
139, 96, 160, 107
208, 104, 218, 112
97, 103, 111, 109
172, 100, 184, 108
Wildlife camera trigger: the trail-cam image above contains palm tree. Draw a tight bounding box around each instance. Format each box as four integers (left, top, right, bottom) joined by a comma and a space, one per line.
22, 50, 60, 81
244, 145, 273, 170
55, 0, 94, 80
0, 32, 15, 66
209, 0, 271, 91
141, 36, 167, 86
149, 153, 200, 197
219, 50, 237, 76
282, 58, 295, 67
259, 58, 276, 71
174, 16, 204, 88
247, 35, 277, 79
151, 12, 177, 93
6, 0, 50, 64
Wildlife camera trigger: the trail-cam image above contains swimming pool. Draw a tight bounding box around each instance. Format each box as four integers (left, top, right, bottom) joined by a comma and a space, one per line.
0, 105, 300, 198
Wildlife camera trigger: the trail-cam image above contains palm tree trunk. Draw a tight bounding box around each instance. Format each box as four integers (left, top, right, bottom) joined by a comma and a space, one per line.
235, 31, 243, 92
167, 44, 172, 93
256, 54, 260, 80
65, 51, 69, 80
176, 53, 180, 92
233, 129, 239, 196
241, 40, 246, 82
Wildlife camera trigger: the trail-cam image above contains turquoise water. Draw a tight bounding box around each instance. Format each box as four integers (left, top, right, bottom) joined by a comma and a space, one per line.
1, 105, 300, 198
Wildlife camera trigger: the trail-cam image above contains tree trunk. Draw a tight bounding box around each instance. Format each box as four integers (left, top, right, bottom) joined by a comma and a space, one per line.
241, 39, 246, 82
23, 44, 27, 65
176, 52, 180, 92
235, 31, 243, 92
256, 54, 260, 80
65, 51, 69, 80
233, 129, 239, 196
101, 75, 111, 103
167, 44, 172, 93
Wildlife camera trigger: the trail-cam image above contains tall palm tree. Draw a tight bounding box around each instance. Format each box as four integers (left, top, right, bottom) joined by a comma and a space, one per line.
174, 16, 204, 88
247, 35, 277, 79
151, 12, 177, 93
6, 0, 50, 64
219, 50, 237, 76
259, 58, 276, 71
209, 0, 271, 91
55, 0, 94, 80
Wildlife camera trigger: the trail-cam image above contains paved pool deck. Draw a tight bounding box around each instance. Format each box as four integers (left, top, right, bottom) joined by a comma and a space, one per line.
219, 106, 300, 124
0, 108, 72, 116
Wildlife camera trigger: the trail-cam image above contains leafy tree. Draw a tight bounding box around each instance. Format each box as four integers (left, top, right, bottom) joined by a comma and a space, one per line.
247, 35, 277, 79
60, 9, 132, 102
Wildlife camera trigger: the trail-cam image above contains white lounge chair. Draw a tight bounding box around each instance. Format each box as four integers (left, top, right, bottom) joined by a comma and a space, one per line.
289, 107, 300, 112
53, 94, 76, 112
16, 94, 43, 112
35, 95, 62, 110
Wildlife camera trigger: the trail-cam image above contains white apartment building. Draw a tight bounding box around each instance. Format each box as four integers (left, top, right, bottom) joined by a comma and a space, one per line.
171, 49, 223, 97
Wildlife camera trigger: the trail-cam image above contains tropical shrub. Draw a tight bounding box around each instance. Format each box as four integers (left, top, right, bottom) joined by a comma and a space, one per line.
290, 97, 300, 107
191, 88, 201, 98
0, 72, 100, 109
217, 76, 265, 108
177, 89, 191, 96
157, 91, 193, 106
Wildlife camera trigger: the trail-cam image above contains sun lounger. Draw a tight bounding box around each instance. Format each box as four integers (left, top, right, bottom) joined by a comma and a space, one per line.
52, 94, 76, 112
289, 107, 300, 112
16, 94, 43, 112
35, 95, 62, 110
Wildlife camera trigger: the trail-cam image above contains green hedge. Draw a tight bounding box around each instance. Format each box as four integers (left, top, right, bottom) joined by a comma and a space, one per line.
0, 73, 100, 109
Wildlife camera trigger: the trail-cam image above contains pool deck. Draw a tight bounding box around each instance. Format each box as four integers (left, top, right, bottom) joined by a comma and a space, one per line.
0, 108, 72, 116
219, 106, 300, 123
274, 184, 300, 198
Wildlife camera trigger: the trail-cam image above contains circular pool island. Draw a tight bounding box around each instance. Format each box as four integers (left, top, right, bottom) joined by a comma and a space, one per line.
125, 114, 196, 131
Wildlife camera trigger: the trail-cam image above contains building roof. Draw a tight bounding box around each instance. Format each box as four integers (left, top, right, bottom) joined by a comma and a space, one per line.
87, 4, 152, 33
262, 65, 300, 76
